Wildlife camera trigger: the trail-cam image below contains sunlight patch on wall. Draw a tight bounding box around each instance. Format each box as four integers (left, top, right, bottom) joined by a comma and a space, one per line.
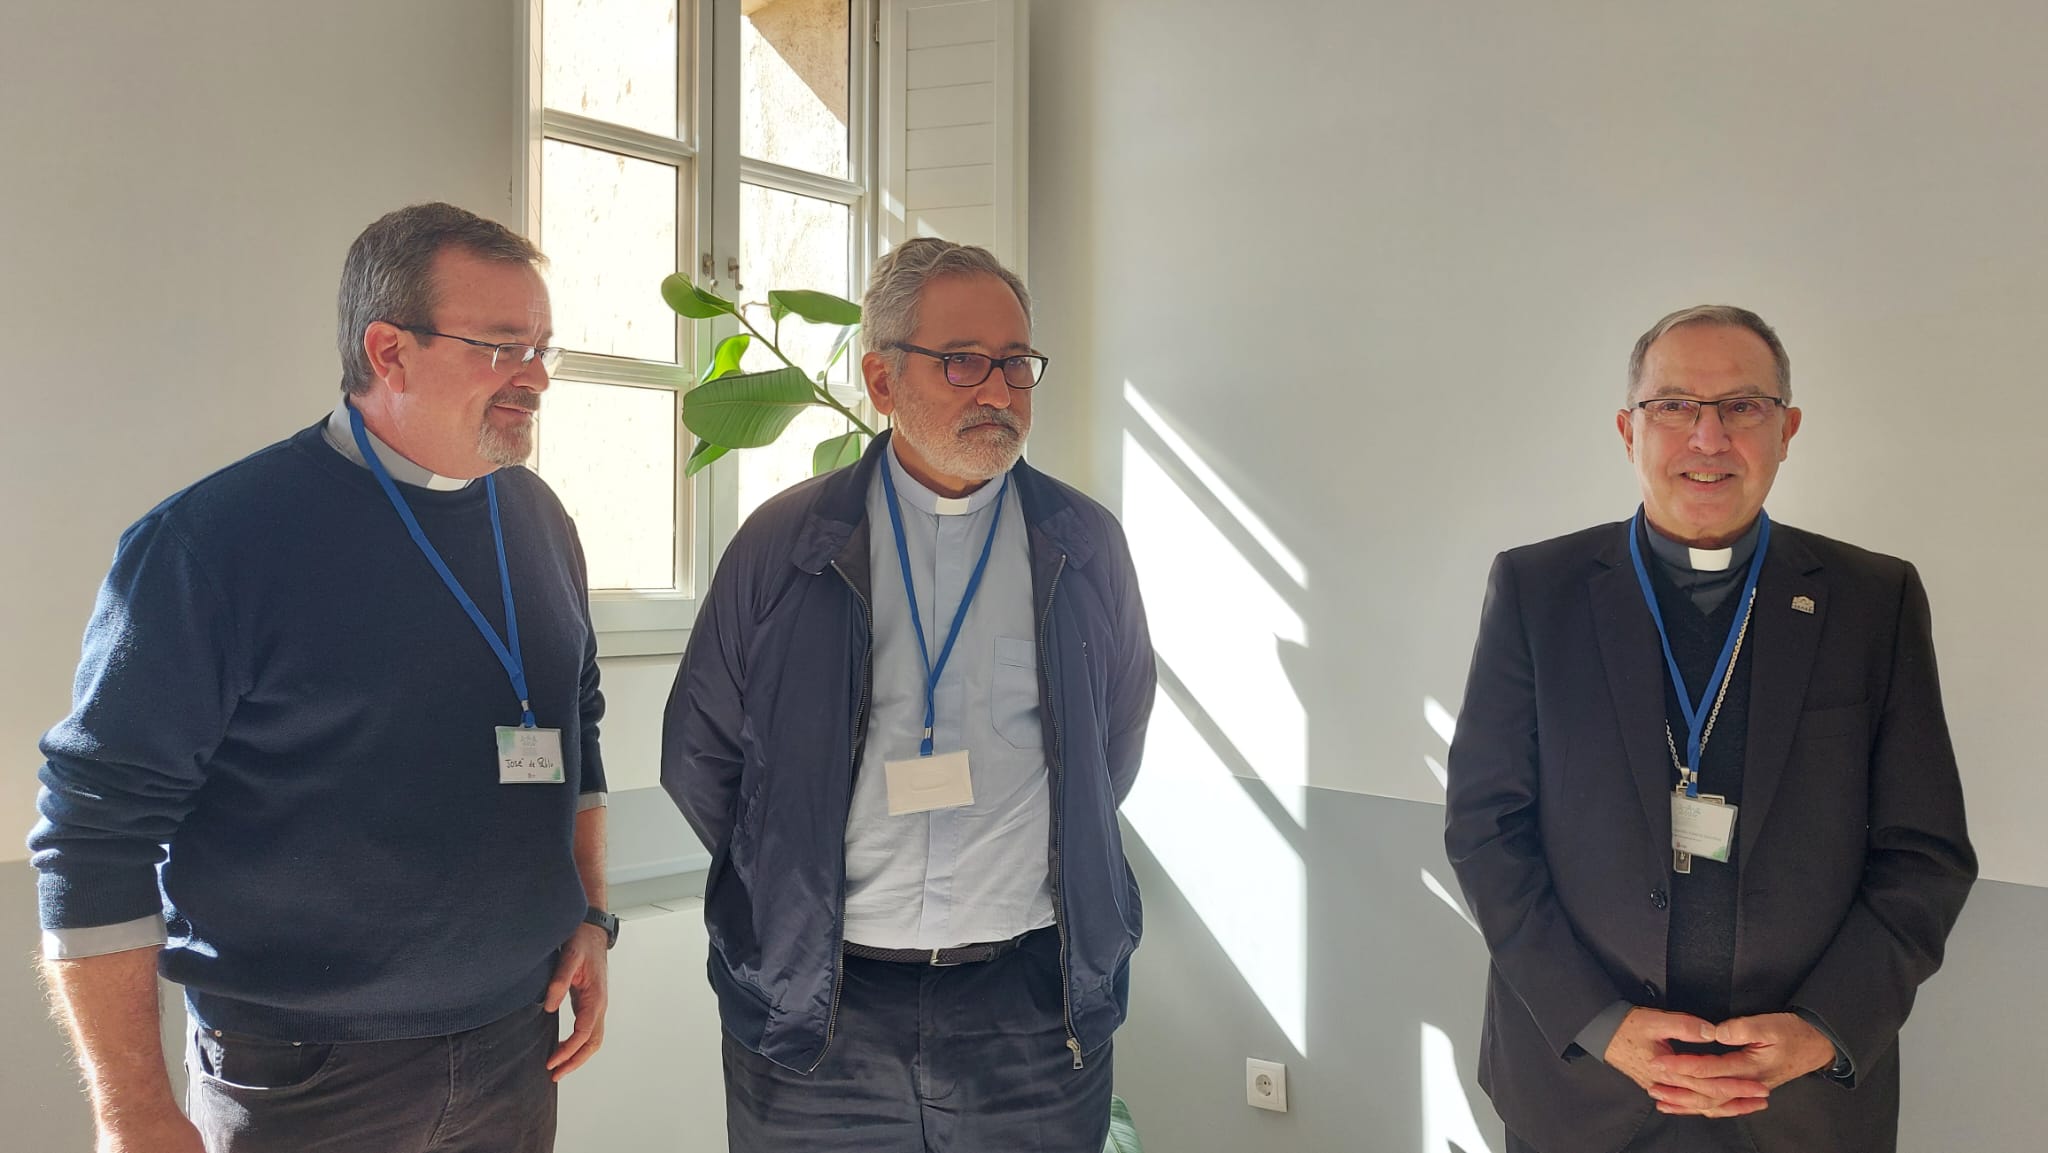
1424, 696, 1458, 748
1125, 689, 1308, 1055
1122, 420, 1308, 821
1123, 381, 1306, 589
1421, 1022, 1496, 1153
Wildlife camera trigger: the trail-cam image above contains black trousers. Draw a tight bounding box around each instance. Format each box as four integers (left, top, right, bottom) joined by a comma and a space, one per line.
723, 927, 1115, 1152
1508, 1114, 1757, 1153
185, 1002, 558, 1153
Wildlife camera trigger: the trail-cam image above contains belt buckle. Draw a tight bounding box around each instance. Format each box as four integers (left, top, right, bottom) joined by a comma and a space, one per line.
929, 947, 970, 968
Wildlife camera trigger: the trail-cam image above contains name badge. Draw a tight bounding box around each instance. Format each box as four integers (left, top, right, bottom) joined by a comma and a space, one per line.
497, 726, 566, 784
1671, 791, 1737, 870
884, 749, 974, 816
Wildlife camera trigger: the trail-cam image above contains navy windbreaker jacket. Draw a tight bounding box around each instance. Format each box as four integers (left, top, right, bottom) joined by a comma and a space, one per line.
661, 432, 1157, 1072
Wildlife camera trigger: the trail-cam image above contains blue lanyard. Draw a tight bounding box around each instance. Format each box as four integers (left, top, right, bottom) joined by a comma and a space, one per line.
1626, 507, 1770, 797
348, 404, 535, 728
880, 459, 1010, 757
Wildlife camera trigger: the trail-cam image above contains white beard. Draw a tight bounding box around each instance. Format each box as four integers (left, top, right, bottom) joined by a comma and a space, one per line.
889, 389, 1028, 482
477, 393, 538, 467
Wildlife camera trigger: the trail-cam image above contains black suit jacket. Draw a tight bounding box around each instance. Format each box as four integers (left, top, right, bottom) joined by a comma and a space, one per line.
1444, 520, 1975, 1153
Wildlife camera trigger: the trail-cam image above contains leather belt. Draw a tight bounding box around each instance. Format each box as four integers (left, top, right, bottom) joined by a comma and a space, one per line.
844, 932, 1030, 968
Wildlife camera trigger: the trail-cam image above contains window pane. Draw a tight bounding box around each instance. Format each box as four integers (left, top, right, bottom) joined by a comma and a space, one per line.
735, 184, 855, 519
542, 141, 680, 363
534, 379, 677, 591
738, 183, 850, 380
737, 401, 865, 527
742, 0, 850, 179
543, 0, 680, 138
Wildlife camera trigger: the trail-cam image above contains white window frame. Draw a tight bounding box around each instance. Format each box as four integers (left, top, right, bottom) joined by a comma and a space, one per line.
517, 0, 877, 657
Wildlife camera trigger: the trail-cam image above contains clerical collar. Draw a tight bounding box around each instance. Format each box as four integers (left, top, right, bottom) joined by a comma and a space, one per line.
885, 438, 1007, 516
322, 399, 473, 490
1643, 514, 1762, 574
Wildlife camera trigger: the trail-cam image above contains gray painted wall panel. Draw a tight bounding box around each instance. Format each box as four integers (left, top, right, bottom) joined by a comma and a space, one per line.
10, 792, 2039, 1148
1111, 787, 2045, 1153
6, 868, 95, 1150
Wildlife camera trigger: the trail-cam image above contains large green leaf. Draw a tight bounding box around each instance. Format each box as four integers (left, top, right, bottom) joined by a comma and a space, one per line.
1103, 1096, 1142, 1153
768, 289, 861, 326
661, 273, 736, 319
683, 437, 729, 478
706, 333, 751, 381
811, 431, 864, 476
822, 323, 861, 375
682, 367, 818, 449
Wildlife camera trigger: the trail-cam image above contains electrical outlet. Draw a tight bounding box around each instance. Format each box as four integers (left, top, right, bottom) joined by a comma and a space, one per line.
1246, 1057, 1288, 1112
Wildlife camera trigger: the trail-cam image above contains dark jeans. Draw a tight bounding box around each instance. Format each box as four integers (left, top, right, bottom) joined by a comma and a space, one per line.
723, 927, 1114, 1152
185, 1002, 558, 1153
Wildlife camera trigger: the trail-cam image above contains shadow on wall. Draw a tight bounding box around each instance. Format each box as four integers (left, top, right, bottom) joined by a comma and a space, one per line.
1114, 379, 1502, 1153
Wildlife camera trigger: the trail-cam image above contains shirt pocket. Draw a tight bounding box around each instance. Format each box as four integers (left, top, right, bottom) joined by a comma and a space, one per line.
992, 636, 1044, 750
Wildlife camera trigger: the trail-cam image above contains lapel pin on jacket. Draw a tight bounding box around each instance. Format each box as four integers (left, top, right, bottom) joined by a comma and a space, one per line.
1791, 595, 1816, 614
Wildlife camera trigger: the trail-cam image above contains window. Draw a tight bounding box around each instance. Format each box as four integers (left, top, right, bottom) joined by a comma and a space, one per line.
519, 0, 1024, 653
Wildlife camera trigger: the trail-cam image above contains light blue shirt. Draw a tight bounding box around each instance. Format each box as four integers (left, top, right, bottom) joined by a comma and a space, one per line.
841, 442, 1055, 949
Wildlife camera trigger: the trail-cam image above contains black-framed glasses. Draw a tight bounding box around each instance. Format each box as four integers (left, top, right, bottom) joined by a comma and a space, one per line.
1633, 395, 1786, 431
892, 343, 1048, 390
391, 324, 564, 375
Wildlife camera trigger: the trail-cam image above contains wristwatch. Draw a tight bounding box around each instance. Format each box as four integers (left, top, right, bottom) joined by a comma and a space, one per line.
583, 905, 620, 949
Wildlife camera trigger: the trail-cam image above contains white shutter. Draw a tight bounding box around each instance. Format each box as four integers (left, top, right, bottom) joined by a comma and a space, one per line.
876, 0, 1028, 278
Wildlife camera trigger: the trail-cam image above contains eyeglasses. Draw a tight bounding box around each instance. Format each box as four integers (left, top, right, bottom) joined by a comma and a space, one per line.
892, 343, 1048, 390
1633, 395, 1786, 431
391, 324, 564, 374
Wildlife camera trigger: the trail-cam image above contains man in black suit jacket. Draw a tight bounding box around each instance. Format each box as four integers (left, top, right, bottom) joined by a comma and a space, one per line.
1444, 305, 1975, 1153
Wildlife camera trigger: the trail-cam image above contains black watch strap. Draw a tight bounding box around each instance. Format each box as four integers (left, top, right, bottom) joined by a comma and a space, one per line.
583, 905, 620, 949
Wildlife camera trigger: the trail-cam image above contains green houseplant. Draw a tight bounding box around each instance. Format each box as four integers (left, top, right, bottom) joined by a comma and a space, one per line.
660, 273, 875, 477
1105, 1095, 1143, 1152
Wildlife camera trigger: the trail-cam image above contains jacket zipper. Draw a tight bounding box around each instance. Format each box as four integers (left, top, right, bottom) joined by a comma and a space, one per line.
1038, 553, 1084, 1069
811, 559, 874, 1075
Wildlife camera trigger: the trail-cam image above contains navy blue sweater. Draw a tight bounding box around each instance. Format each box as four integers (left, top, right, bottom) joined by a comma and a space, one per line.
28, 420, 605, 1041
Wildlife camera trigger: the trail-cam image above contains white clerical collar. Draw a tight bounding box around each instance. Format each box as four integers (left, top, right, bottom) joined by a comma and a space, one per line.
1643, 514, 1761, 574
885, 438, 1006, 516
1689, 546, 1734, 572
324, 400, 473, 491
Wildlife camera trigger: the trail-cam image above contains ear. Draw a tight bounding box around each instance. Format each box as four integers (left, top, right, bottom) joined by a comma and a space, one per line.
862, 350, 898, 417
1778, 405, 1802, 460
1616, 408, 1636, 462
363, 321, 410, 392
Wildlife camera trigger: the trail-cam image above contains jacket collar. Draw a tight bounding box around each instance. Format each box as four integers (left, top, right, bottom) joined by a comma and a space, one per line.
788, 429, 1097, 575
1588, 519, 1825, 875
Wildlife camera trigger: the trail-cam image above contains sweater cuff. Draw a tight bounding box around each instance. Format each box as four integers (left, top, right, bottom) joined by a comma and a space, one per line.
576, 790, 607, 812
42, 916, 167, 960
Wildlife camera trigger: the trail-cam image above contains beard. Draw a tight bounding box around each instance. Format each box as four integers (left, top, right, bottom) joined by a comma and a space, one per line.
476, 387, 539, 467
889, 388, 1029, 483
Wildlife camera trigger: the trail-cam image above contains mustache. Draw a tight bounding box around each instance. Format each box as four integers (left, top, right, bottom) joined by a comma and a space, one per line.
489, 389, 540, 413
956, 409, 1021, 435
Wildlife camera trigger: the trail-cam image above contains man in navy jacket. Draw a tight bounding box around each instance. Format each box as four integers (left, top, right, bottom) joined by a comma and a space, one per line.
663, 238, 1155, 1151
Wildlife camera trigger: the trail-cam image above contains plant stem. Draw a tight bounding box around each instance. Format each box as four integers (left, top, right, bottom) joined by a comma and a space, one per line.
731, 306, 877, 437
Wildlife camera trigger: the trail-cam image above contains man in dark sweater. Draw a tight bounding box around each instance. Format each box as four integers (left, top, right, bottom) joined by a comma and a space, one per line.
27, 203, 616, 1153
1444, 305, 1975, 1152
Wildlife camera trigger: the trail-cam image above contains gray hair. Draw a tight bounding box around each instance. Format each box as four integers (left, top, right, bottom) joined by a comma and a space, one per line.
861, 238, 1031, 370
336, 203, 545, 395
1626, 304, 1792, 404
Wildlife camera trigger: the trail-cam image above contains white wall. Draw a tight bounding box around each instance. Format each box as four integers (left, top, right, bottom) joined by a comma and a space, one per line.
1029, 0, 2048, 887
0, 0, 681, 858
0, 5, 720, 1145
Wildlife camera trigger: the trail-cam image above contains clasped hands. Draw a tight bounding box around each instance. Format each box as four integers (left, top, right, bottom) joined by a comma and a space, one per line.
1603, 1008, 1837, 1118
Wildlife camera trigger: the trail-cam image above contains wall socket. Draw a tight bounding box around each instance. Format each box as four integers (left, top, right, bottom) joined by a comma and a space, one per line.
1246, 1057, 1288, 1112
